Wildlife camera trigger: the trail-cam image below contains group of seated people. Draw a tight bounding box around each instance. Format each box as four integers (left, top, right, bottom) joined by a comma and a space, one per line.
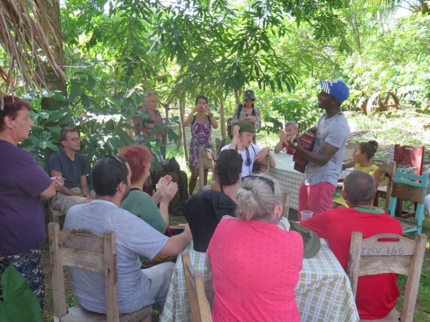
51, 86, 410, 321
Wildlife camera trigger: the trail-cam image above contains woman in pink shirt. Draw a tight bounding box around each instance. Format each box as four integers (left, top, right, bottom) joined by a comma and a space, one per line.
206, 174, 303, 322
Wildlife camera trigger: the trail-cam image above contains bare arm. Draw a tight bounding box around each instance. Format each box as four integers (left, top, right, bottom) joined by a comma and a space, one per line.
40, 177, 63, 200
342, 160, 355, 170
228, 125, 240, 149
80, 175, 91, 198
291, 141, 339, 167
205, 254, 212, 271
158, 225, 193, 256
183, 108, 197, 127
50, 169, 81, 196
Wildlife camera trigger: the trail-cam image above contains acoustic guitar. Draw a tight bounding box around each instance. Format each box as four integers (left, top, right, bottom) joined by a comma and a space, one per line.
292, 132, 316, 173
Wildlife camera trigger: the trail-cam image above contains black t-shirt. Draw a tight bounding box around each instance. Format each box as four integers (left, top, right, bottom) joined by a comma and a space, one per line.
48, 150, 89, 189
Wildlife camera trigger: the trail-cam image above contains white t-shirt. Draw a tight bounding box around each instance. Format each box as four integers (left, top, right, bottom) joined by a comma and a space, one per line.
64, 200, 169, 314
221, 143, 261, 177
304, 113, 350, 187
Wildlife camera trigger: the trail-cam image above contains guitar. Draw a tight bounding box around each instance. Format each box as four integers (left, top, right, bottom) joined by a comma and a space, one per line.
292, 132, 316, 173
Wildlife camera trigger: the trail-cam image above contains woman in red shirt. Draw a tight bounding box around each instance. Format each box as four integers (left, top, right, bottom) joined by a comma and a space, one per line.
206, 174, 303, 322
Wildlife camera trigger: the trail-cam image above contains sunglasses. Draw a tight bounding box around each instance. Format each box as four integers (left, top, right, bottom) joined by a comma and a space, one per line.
242, 174, 275, 194
110, 155, 124, 164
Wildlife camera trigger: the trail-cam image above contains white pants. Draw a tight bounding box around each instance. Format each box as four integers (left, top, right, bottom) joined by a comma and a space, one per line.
141, 262, 175, 306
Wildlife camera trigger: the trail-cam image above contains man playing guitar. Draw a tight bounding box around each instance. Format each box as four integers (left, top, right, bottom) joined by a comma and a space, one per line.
286, 80, 350, 218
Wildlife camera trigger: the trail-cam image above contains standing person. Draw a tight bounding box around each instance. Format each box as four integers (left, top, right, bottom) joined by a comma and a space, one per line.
49, 127, 95, 214
231, 89, 261, 130
206, 174, 303, 321
64, 155, 193, 314
333, 141, 380, 208
0, 95, 63, 307
135, 118, 189, 216
274, 120, 300, 154
133, 92, 163, 137
301, 170, 402, 320
221, 123, 275, 178
183, 95, 218, 195
286, 80, 350, 217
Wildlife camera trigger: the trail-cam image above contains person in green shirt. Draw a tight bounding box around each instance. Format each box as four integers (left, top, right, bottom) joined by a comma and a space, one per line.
119, 145, 177, 233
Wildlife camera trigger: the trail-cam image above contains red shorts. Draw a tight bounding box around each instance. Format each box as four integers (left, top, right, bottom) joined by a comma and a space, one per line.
298, 182, 335, 219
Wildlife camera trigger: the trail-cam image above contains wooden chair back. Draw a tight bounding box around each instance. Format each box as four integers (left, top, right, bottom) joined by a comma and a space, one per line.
198, 147, 216, 192
48, 222, 151, 322
182, 253, 213, 322
49, 204, 65, 224
388, 169, 429, 236
373, 160, 396, 212
347, 232, 427, 322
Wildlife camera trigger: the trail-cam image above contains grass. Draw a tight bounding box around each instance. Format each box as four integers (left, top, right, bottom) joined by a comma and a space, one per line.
40, 109, 430, 321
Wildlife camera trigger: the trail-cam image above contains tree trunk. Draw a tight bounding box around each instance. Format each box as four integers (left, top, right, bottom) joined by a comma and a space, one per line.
179, 97, 189, 163
217, 92, 227, 139
39, 0, 66, 110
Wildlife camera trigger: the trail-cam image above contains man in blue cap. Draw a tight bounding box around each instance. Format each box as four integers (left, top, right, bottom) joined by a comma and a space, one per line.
286, 80, 350, 217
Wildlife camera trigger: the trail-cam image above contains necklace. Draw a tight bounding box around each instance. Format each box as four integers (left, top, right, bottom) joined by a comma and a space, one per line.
325, 111, 343, 120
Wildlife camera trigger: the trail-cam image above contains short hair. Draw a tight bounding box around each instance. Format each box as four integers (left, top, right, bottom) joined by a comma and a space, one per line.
357, 142, 377, 160
145, 92, 157, 101
285, 121, 298, 129
195, 95, 208, 105
92, 155, 129, 197
215, 150, 242, 186
236, 174, 282, 221
59, 127, 78, 142
141, 117, 155, 128
0, 96, 30, 131
118, 145, 152, 184
343, 170, 375, 204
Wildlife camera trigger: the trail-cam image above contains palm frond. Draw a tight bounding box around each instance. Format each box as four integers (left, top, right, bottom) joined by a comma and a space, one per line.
0, 0, 66, 93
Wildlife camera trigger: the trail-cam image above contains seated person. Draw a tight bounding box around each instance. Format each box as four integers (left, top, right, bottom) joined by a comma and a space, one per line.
49, 127, 95, 214
135, 118, 188, 216
119, 145, 177, 233
274, 120, 300, 154
221, 123, 275, 178
63, 155, 192, 314
301, 170, 402, 320
210, 149, 243, 201
119, 145, 178, 267
206, 174, 303, 321
333, 141, 380, 208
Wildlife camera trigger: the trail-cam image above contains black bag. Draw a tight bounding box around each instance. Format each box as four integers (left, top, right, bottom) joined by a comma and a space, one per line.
163, 157, 180, 173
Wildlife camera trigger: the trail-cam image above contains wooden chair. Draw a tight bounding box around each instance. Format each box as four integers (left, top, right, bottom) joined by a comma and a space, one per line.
49, 204, 65, 224
48, 222, 151, 322
393, 145, 425, 218
182, 253, 213, 322
373, 160, 396, 212
198, 147, 216, 192
388, 169, 429, 237
347, 232, 427, 322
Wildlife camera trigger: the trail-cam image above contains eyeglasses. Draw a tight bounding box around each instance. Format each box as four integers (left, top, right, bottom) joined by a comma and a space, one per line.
67, 138, 81, 142
242, 174, 275, 194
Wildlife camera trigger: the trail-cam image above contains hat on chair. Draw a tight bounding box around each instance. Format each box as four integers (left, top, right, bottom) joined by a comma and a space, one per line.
320, 80, 350, 104
278, 218, 321, 259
